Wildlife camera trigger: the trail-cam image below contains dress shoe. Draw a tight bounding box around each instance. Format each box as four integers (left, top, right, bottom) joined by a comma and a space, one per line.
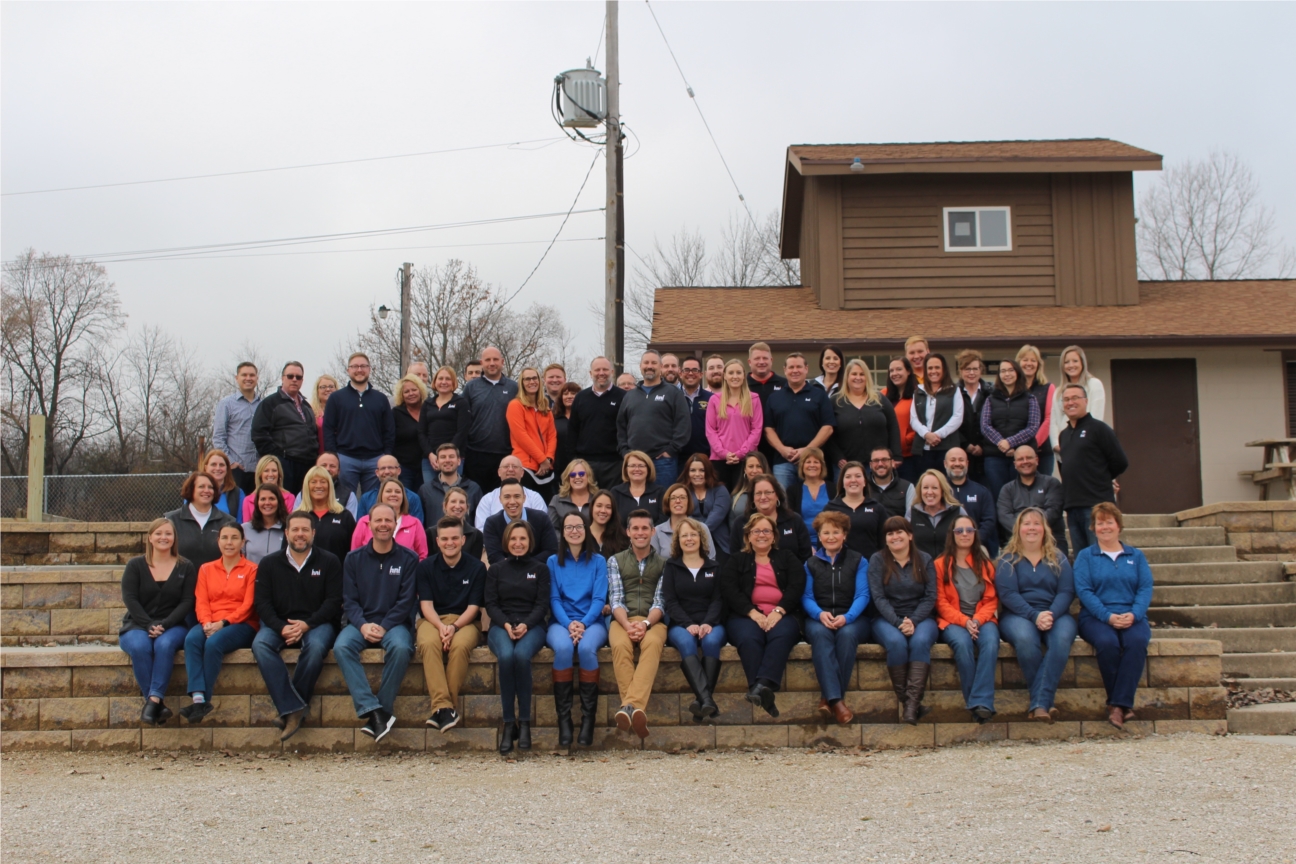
831, 700, 854, 725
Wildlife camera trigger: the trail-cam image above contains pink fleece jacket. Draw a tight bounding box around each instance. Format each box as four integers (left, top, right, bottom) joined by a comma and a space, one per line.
350, 514, 428, 560
705, 393, 764, 461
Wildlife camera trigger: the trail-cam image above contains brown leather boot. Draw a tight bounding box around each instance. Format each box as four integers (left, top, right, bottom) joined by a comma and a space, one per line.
887, 665, 907, 719
902, 662, 931, 726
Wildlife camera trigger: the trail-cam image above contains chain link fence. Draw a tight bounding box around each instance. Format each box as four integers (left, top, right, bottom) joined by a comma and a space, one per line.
0, 474, 188, 522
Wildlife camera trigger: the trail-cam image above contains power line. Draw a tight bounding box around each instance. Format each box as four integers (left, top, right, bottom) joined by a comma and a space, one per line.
1, 136, 567, 197
643, 0, 758, 228
100, 236, 604, 263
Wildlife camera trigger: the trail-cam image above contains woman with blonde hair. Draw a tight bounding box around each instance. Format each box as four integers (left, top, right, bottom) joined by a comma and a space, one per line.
418, 365, 466, 487
549, 457, 600, 528
391, 373, 430, 493
829, 358, 900, 473
1050, 345, 1106, 456
1016, 344, 1056, 477
995, 507, 1077, 723
705, 358, 764, 490
240, 455, 295, 522
198, 449, 244, 518
295, 465, 355, 562
907, 469, 966, 560
506, 366, 558, 500
311, 375, 339, 456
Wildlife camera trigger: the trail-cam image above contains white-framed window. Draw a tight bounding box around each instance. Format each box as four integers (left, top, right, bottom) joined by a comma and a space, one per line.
943, 207, 1012, 252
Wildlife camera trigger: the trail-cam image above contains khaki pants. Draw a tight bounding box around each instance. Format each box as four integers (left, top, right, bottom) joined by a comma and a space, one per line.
608, 616, 668, 710
416, 615, 480, 712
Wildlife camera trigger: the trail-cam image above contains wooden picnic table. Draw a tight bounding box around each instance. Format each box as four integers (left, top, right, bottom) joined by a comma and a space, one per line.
1241, 438, 1296, 500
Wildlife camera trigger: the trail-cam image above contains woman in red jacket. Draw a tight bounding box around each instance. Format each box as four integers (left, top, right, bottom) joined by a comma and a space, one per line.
885, 357, 919, 483
506, 366, 558, 501
181, 523, 259, 723
935, 514, 999, 723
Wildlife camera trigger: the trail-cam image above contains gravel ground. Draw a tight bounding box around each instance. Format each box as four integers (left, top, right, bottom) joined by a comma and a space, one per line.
3, 735, 1294, 864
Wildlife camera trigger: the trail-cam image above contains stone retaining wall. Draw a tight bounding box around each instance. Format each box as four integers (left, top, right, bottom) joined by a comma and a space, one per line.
1176, 502, 1296, 561
0, 640, 1227, 753
1, 522, 151, 567
1, 567, 124, 646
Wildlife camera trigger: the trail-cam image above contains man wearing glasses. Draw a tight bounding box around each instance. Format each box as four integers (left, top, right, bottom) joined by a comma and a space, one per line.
865, 446, 916, 520
323, 352, 396, 496
251, 361, 318, 495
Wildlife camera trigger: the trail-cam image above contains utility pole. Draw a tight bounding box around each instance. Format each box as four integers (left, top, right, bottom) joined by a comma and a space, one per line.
399, 262, 413, 373
604, 0, 625, 373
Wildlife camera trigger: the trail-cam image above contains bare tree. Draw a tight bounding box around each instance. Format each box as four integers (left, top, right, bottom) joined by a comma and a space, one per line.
150, 343, 221, 471
228, 339, 275, 396
713, 214, 765, 288
1, 250, 124, 475
1137, 151, 1295, 280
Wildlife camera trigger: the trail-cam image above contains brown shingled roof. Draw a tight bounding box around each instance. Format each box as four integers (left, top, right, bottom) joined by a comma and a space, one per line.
788, 138, 1162, 167
649, 281, 1296, 350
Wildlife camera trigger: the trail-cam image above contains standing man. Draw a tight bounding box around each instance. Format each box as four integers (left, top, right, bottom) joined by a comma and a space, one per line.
607, 511, 668, 739
905, 336, 930, 384
407, 362, 431, 386
943, 447, 998, 556
473, 456, 547, 530
659, 354, 681, 386
678, 356, 712, 464
333, 502, 418, 743
763, 353, 835, 490
482, 479, 558, 564
616, 373, 638, 390
458, 347, 517, 493
703, 354, 726, 396
251, 511, 342, 741
462, 360, 483, 386
997, 444, 1066, 551
357, 455, 425, 523
213, 362, 261, 494
323, 352, 394, 496
542, 363, 568, 408
414, 516, 486, 732
746, 342, 787, 467
616, 350, 691, 487
866, 446, 916, 519
316, 452, 358, 518
251, 361, 317, 495
1058, 384, 1128, 551
417, 443, 483, 526
569, 356, 624, 491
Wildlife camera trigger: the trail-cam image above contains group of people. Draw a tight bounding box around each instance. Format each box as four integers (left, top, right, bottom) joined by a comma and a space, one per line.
116, 338, 1150, 752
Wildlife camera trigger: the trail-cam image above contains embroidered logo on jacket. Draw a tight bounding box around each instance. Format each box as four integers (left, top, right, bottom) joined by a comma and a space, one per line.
390, 566, 402, 575
310, 569, 321, 577
526, 572, 537, 580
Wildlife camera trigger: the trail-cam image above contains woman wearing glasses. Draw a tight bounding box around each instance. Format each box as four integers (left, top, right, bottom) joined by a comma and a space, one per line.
546, 512, 609, 748
549, 458, 599, 529
935, 514, 1000, 723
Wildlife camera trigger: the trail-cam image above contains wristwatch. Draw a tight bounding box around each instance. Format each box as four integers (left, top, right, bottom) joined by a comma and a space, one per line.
773, 606, 786, 616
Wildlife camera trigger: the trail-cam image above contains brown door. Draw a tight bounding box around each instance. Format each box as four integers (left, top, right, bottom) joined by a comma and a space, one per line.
1109, 358, 1202, 513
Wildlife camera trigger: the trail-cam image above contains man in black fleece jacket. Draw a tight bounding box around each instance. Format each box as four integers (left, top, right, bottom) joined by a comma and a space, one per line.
251, 512, 342, 741
569, 356, 625, 490
251, 361, 317, 495
1058, 384, 1129, 552
616, 351, 691, 487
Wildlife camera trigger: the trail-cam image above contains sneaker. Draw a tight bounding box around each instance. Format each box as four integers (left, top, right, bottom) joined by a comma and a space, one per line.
438, 708, 460, 732
614, 705, 633, 732
360, 713, 381, 739
425, 710, 442, 729
630, 708, 649, 740
185, 702, 214, 724
372, 708, 396, 742
280, 709, 305, 742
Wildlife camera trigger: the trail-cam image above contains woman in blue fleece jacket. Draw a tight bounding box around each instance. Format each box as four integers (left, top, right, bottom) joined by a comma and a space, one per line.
546, 512, 609, 748
1073, 502, 1154, 730
995, 507, 1077, 723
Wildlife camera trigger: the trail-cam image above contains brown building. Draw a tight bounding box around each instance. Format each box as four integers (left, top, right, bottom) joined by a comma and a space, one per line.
650, 139, 1296, 513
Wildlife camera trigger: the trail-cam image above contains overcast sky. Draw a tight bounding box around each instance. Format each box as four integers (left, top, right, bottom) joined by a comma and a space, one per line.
4, 1, 1293, 382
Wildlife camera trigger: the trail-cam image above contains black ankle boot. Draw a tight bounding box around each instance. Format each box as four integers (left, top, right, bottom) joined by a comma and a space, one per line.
553, 677, 574, 748
140, 699, 160, 726
577, 677, 599, 747
499, 721, 517, 755
517, 720, 531, 750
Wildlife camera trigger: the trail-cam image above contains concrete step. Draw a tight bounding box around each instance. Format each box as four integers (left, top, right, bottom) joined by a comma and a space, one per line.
1149, 604, 1296, 628
1151, 561, 1287, 585
1155, 627, 1296, 653
1227, 703, 1296, 735
1142, 546, 1238, 565
1152, 582, 1296, 607
1122, 526, 1227, 547
1223, 652, 1296, 679
1230, 678, 1296, 692
1124, 514, 1179, 529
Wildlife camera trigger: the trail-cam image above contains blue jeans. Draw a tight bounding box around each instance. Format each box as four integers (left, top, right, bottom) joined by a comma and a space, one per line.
981, 454, 1015, 504
487, 625, 547, 723
897, 456, 923, 484
547, 621, 608, 671
252, 623, 336, 716
999, 611, 1078, 712
667, 625, 727, 659
119, 626, 188, 700
421, 460, 435, 489
338, 454, 382, 496
184, 622, 257, 700
941, 621, 1000, 712
1067, 507, 1097, 552
870, 617, 939, 665
771, 462, 798, 491
332, 623, 414, 717
1036, 445, 1056, 479
654, 455, 679, 488
805, 617, 869, 702
727, 614, 802, 688
1078, 615, 1151, 710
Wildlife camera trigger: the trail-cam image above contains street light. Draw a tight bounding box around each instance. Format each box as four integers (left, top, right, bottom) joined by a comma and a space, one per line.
377, 305, 391, 320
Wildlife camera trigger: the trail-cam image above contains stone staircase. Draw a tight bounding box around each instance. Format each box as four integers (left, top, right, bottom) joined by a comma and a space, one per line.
1132, 514, 1296, 735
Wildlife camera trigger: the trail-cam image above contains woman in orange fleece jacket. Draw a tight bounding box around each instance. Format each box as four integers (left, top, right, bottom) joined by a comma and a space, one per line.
935, 514, 999, 724
181, 522, 259, 723
506, 367, 558, 501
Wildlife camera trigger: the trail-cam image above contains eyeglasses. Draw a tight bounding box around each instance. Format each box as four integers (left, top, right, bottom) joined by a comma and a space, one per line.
754, 491, 777, 498
568, 471, 586, 478
952, 527, 977, 535
749, 529, 774, 537
563, 525, 585, 534
348, 363, 370, 370
284, 374, 303, 381
869, 458, 892, 465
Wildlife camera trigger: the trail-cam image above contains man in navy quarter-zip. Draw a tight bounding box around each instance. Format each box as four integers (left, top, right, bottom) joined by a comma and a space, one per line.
616, 351, 691, 487
458, 346, 517, 494
323, 352, 394, 497
944, 447, 999, 556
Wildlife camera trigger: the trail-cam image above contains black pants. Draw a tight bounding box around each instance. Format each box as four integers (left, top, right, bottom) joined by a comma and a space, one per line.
231, 467, 256, 495
464, 450, 509, 494
585, 458, 622, 493
280, 457, 314, 497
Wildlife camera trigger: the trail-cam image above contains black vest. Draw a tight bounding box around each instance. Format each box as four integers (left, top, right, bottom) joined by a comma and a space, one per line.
987, 390, 1033, 440
911, 387, 961, 450
805, 548, 864, 617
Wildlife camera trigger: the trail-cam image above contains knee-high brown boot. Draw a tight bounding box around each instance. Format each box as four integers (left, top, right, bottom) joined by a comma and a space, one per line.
903, 662, 931, 726
887, 665, 908, 718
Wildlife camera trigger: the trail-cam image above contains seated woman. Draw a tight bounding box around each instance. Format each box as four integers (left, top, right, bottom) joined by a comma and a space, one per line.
681, 454, 732, 559
549, 458, 599, 529
868, 516, 939, 725
588, 490, 629, 558
166, 472, 237, 569
907, 469, 965, 560
486, 521, 551, 754
661, 517, 724, 723
996, 507, 1077, 723
609, 451, 665, 526
242, 484, 287, 564
441, 487, 483, 562
351, 478, 429, 560
1074, 502, 1154, 730
181, 523, 259, 723
802, 511, 869, 725
198, 449, 243, 517
732, 474, 813, 564
785, 447, 832, 549
935, 514, 1000, 723
546, 512, 609, 748
295, 465, 356, 563
240, 455, 296, 522
119, 518, 198, 725
720, 513, 805, 719
727, 452, 772, 544
651, 482, 715, 560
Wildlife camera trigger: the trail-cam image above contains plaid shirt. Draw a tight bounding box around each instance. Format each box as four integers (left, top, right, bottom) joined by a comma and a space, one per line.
606, 550, 664, 614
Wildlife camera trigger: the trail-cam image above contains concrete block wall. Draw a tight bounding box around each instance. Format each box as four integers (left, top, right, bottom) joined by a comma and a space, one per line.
0, 522, 151, 567
1176, 502, 1296, 561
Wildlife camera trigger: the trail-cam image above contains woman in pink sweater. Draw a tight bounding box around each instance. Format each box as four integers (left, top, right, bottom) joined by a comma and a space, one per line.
706, 360, 765, 491
350, 479, 428, 560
